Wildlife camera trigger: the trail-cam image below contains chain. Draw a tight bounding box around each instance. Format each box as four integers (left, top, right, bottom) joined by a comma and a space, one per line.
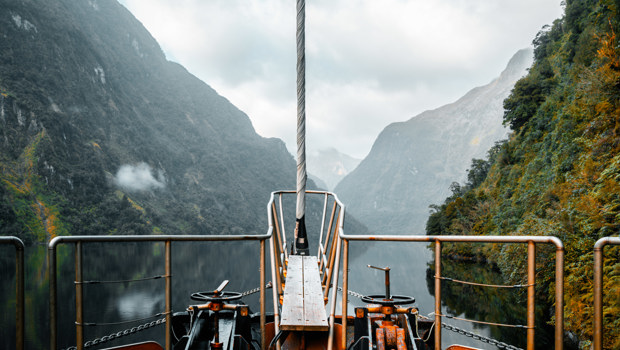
242, 281, 273, 297
440, 321, 523, 350
337, 286, 365, 299
61, 318, 166, 350
60, 283, 272, 350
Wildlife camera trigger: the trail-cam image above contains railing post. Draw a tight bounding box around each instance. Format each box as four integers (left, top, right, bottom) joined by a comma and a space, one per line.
260, 238, 267, 350
592, 237, 619, 350
555, 243, 564, 350
434, 240, 441, 350
341, 239, 349, 350
16, 239, 24, 350
269, 235, 281, 350
593, 242, 603, 350
527, 241, 535, 350
327, 234, 342, 350
49, 243, 57, 350
76, 242, 84, 350
165, 240, 172, 350
1, 237, 25, 350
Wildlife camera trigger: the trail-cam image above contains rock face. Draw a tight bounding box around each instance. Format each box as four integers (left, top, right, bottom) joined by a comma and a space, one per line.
308, 148, 361, 190
0, 0, 299, 240
334, 49, 533, 234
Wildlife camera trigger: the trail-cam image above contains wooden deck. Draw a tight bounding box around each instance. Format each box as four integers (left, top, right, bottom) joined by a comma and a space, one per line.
279, 255, 329, 331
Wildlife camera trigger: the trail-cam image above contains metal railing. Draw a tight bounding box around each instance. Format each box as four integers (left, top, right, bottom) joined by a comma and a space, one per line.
48, 233, 271, 350
0, 236, 24, 350
593, 236, 620, 350
338, 234, 565, 350
267, 190, 345, 350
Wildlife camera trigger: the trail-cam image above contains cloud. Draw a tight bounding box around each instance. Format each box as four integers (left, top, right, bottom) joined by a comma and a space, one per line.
114, 163, 166, 192
119, 0, 563, 158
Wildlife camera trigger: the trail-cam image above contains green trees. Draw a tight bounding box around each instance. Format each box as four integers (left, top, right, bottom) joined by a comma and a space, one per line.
427, 1, 620, 348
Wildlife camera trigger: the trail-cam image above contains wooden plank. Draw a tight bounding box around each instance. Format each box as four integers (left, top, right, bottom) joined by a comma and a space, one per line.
280, 256, 304, 330
280, 256, 329, 331
301, 256, 328, 330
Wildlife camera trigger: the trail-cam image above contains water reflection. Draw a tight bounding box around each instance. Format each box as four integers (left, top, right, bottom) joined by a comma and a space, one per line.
426, 255, 555, 349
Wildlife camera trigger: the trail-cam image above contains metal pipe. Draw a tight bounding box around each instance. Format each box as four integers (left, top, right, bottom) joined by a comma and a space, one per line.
278, 193, 288, 260
527, 241, 535, 350
269, 234, 281, 350
323, 210, 341, 299
271, 204, 284, 296
76, 242, 84, 350
592, 237, 619, 350
318, 193, 329, 256
49, 234, 271, 247
49, 240, 57, 350
165, 240, 172, 350
260, 239, 267, 350
327, 233, 342, 350
0, 237, 25, 350
322, 202, 338, 277
555, 243, 564, 350
16, 239, 24, 350
341, 239, 349, 350
434, 240, 441, 350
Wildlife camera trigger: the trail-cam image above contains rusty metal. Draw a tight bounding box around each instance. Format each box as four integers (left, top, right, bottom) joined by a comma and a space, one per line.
341, 239, 349, 350
260, 238, 267, 350
376, 328, 385, 350
0, 236, 24, 350
76, 242, 84, 350
320, 202, 338, 282
271, 203, 284, 298
323, 209, 341, 299
527, 241, 535, 350
593, 237, 620, 350
384, 325, 396, 347
48, 233, 270, 350
368, 265, 391, 299
434, 240, 442, 350
317, 193, 329, 257
269, 234, 282, 350
327, 228, 343, 350
396, 328, 406, 350
165, 240, 172, 350
339, 234, 565, 350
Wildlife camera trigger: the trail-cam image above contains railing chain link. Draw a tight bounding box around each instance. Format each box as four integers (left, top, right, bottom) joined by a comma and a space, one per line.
439, 321, 523, 350
61, 318, 165, 350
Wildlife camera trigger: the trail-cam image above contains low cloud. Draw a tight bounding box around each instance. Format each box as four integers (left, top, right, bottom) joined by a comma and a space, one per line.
115, 163, 166, 192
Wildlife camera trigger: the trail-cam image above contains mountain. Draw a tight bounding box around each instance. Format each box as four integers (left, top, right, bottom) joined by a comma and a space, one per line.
335, 49, 532, 234
308, 148, 361, 190
0, 0, 300, 242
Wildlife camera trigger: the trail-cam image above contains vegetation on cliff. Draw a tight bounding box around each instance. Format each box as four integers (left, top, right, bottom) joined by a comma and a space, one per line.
426, 0, 619, 348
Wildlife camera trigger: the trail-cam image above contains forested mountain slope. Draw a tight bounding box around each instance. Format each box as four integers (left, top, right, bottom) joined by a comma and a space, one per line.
0, 0, 299, 242
426, 1, 619, 348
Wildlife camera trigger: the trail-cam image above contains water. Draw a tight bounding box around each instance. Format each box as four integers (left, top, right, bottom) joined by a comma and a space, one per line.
0, 236, 551, 349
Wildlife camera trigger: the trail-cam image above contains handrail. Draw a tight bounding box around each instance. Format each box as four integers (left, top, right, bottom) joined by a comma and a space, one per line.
0, 236, 25, 350
48, 233, 271, 350
593, 236, 620, 350
338, 233, 564, 350
267, 190, 345, 350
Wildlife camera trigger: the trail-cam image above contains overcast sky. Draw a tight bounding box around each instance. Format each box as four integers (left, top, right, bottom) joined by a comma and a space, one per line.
118, 0, 563, 159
